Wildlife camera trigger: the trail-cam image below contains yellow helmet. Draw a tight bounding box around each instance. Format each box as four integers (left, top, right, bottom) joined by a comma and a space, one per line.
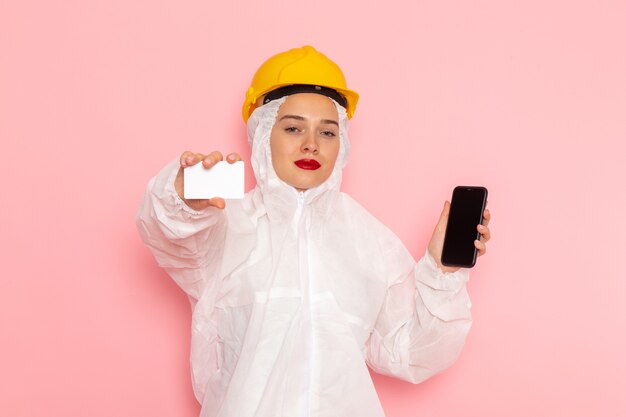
242, 45, 359, 122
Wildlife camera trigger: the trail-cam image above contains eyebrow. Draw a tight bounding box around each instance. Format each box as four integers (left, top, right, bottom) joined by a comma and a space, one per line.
279, 114, 339, 127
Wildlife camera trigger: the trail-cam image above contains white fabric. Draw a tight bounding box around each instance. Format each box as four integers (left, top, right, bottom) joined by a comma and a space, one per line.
136, 97, 472, 417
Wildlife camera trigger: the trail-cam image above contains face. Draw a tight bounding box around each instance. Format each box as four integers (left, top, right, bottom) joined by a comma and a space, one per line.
269, 93, 340, 191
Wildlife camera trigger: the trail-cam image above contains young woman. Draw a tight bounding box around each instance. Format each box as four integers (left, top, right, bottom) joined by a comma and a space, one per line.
136, 45, 491, 417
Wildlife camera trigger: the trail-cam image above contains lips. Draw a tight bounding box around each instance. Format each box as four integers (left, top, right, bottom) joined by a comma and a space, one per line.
294, 159, 321, 170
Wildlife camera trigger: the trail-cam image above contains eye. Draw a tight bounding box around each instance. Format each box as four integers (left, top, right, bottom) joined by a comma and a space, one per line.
321, 130, 337, 138
285, 126, 301, 133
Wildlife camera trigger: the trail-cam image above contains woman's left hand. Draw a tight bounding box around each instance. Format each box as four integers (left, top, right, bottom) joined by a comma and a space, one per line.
427, 201, 492, 273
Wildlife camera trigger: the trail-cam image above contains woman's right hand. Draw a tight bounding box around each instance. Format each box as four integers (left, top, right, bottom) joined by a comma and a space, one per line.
175, 150, 242, 211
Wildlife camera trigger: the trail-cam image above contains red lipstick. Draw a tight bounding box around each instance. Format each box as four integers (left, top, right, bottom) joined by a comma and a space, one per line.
294, 159, 321, 170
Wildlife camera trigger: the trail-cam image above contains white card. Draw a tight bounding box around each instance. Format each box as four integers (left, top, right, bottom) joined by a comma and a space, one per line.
183, 161, 244, 200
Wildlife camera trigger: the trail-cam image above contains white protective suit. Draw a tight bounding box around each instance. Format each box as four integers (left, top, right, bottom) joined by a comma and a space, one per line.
136, 97, 472, 417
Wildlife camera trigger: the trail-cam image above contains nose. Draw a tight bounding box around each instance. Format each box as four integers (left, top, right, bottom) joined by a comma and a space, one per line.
301, 131, 319, 154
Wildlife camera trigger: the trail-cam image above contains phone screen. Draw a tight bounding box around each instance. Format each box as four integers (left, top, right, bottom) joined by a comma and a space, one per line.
441, 186, 488, 268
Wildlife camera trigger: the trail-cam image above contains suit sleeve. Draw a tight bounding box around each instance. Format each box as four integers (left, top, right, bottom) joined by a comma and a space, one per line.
135, 159, 227, 301
365, 243, 472, 384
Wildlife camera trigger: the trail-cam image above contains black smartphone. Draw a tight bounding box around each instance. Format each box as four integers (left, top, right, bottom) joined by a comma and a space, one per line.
441, 186, 488, 268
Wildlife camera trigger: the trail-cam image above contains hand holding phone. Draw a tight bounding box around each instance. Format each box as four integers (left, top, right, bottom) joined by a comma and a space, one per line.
441, 186, 489, 268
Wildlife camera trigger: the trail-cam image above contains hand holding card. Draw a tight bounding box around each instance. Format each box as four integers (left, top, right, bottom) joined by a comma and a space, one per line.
184, 161, 244, 199
175, 151, 244, 211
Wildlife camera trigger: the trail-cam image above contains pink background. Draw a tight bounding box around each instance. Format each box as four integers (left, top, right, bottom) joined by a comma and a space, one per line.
2, 0, 625, 416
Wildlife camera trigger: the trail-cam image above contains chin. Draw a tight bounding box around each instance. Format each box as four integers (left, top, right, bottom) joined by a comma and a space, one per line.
289, 179, 323, 191
279, 170, 333, 191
